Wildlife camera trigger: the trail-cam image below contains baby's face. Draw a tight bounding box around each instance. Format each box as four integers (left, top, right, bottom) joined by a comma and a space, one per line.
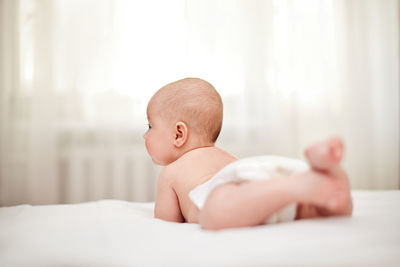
143, 106, 177, 166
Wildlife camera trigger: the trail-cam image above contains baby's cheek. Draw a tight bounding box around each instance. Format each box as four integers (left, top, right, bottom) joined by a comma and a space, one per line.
144, 139, 152, 154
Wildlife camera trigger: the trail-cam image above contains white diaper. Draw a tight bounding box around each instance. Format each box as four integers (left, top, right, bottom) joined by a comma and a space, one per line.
189, 155, 309, 224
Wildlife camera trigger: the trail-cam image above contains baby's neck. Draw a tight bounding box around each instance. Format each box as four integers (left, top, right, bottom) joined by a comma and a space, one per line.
176, 140, 215, 159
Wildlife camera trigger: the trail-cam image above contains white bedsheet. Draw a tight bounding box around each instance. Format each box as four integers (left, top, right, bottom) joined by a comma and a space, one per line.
1, 190, 399, 267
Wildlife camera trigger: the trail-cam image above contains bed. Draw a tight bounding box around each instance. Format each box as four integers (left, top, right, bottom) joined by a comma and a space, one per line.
1, 190, 399, 267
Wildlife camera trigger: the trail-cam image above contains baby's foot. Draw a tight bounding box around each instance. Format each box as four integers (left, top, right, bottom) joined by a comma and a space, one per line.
304, 136, 344, 171
322, 180, 352, 216
298, 170, 352, 215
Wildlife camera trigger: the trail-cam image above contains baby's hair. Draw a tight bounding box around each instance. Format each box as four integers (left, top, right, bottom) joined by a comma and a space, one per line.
150, 78, 223, 143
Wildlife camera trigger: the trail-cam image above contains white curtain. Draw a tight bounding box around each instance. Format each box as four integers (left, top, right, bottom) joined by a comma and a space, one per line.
0, 0, 398, 206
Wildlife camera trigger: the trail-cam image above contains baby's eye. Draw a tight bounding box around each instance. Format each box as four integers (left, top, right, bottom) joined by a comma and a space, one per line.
147, 124, 152, 130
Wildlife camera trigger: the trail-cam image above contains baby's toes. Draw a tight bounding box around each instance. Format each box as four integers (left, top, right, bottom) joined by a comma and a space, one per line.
327, 137, 344, 163
327, 192, 348, 213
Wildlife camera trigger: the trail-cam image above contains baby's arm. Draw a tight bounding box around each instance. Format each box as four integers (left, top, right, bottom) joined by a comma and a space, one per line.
154, 169, 184, 222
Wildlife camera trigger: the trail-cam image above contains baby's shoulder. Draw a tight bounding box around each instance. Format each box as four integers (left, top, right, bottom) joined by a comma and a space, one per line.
159, 162, 179, 181
160, 155, 196, 182
164, 147, 233, 181
177, 147, 236, 176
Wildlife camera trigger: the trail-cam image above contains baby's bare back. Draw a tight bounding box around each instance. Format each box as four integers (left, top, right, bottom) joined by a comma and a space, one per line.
168, 147, 237, 223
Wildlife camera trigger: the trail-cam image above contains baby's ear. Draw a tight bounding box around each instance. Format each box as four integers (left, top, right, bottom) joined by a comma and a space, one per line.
174, 121, 188, 147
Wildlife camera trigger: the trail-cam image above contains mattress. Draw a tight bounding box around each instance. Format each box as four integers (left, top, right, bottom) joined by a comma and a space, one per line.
0, 190, 399, 267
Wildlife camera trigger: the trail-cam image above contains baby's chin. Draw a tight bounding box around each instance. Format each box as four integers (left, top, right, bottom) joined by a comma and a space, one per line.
151, 156, 178, 166
151, 157, 168, 166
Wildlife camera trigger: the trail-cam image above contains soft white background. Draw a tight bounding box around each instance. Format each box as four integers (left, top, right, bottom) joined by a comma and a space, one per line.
0, 0, 398, 206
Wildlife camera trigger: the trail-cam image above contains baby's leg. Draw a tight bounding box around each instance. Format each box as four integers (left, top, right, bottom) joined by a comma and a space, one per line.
199, 137, 352, 230
199, 169, 343, 230
298, 136, 353, 218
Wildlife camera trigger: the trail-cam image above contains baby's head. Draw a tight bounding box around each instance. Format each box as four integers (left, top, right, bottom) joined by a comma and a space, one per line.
144, 78, 223, 165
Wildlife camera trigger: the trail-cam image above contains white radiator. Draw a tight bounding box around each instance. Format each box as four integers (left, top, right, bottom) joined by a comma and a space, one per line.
0, 127, 160, 206
58, 129, 159, 204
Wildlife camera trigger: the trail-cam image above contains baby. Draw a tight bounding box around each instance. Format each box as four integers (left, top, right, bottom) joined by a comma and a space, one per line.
144, 78, 353, 230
